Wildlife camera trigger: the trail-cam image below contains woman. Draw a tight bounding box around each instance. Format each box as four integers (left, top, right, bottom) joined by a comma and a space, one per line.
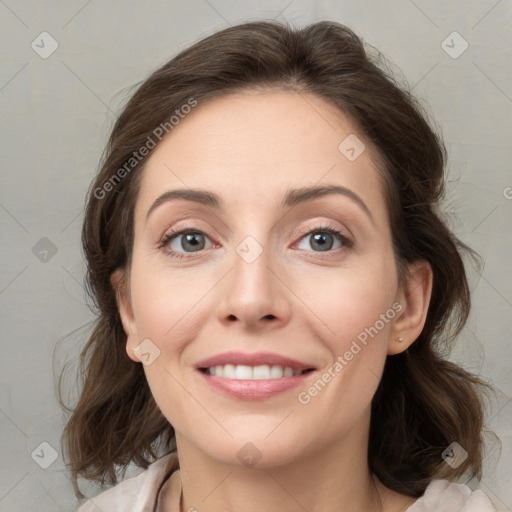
61, 20, 496, 511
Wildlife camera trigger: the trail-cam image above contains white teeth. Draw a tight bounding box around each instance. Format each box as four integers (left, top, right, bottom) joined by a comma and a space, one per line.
235, 365, 253, 379
283, 367, 294, 377
206, 364, 304, 379
223, 364, 236, 379
253, 365, 270, 379
269, 365, 283, 378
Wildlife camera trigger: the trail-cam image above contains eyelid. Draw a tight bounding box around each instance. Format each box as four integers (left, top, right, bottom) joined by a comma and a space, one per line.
291, 221, 350, 242
291, 222, 354, 251
158, 220, 355, 259
157, 225, 216, 254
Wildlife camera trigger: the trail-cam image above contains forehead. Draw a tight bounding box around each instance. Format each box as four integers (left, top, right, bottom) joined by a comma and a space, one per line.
135, 90, 387, 221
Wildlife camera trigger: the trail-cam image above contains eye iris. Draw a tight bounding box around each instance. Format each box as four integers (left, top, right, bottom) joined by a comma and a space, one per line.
181, 232, 205, 252
171, 229, 341, 254
310, 232, 333, 252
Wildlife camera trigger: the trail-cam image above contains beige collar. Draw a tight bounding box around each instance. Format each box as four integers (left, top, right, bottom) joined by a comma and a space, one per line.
155, 467, 182, 512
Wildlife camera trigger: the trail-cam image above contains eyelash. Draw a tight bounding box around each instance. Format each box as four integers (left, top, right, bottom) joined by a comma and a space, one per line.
157, 224, 354, 260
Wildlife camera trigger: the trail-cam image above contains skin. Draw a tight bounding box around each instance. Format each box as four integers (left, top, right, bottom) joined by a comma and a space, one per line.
113, 89, 432, 512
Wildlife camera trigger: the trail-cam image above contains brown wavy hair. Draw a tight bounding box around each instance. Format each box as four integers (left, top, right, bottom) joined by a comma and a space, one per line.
59, 19, 492, 499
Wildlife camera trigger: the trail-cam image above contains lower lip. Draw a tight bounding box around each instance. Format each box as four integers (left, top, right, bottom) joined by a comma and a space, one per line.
196, 369, 315, 400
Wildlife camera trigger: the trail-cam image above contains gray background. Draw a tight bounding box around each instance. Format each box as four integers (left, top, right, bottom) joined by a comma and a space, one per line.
1, 0, 511, 510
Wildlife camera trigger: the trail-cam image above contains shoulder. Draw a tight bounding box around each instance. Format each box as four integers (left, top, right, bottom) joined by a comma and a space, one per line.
76, 452, 179, 512
407, 479, 496, 512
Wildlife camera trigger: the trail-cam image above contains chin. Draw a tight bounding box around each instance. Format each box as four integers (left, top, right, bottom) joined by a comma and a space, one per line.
185, 428, 313, 470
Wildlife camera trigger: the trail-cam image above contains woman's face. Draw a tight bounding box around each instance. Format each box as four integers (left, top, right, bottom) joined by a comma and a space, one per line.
118, 90, 409, 467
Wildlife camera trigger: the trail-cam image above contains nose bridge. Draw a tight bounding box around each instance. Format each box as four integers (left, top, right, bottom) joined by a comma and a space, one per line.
231, 233, 274, 305
216, 229, 290, 327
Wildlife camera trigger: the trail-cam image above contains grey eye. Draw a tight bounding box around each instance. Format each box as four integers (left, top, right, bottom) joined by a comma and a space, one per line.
170, 232, 209, 253
296, 231, 342, 252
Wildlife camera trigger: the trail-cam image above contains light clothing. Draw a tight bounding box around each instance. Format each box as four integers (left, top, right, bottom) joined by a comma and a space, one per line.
406, 478, 496, 512
77, 451, 496, 512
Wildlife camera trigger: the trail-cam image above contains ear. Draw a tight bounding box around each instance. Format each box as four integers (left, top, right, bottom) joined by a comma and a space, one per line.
110, 268, 140, 362
388, 260, 433, 355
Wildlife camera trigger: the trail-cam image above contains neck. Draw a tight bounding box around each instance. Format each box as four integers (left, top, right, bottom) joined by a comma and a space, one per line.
172, 413, 397, 512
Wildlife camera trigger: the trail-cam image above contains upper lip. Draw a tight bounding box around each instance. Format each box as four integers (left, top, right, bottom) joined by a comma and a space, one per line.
196, 351, 316, 371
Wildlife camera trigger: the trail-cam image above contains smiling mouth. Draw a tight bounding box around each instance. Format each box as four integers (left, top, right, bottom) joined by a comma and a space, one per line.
199, 364, 315, 380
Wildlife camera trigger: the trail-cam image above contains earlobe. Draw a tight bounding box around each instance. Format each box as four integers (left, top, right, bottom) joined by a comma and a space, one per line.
388, 260, 433, 355
110, 269, 140, 362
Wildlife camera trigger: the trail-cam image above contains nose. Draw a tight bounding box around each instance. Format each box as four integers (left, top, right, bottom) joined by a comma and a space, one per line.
216, 241, 291, 331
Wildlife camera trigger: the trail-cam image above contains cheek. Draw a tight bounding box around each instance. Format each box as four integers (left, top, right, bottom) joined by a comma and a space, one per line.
290, 257, 397, 405
292, 272, 395, 440
130, 262, 212, 341
128, 262, 216, 416
291, 257, 398, 348
129, 268, 201, 428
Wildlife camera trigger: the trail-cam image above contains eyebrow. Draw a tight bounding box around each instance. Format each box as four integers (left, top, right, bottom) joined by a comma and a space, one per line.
146, 184, 374, 224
